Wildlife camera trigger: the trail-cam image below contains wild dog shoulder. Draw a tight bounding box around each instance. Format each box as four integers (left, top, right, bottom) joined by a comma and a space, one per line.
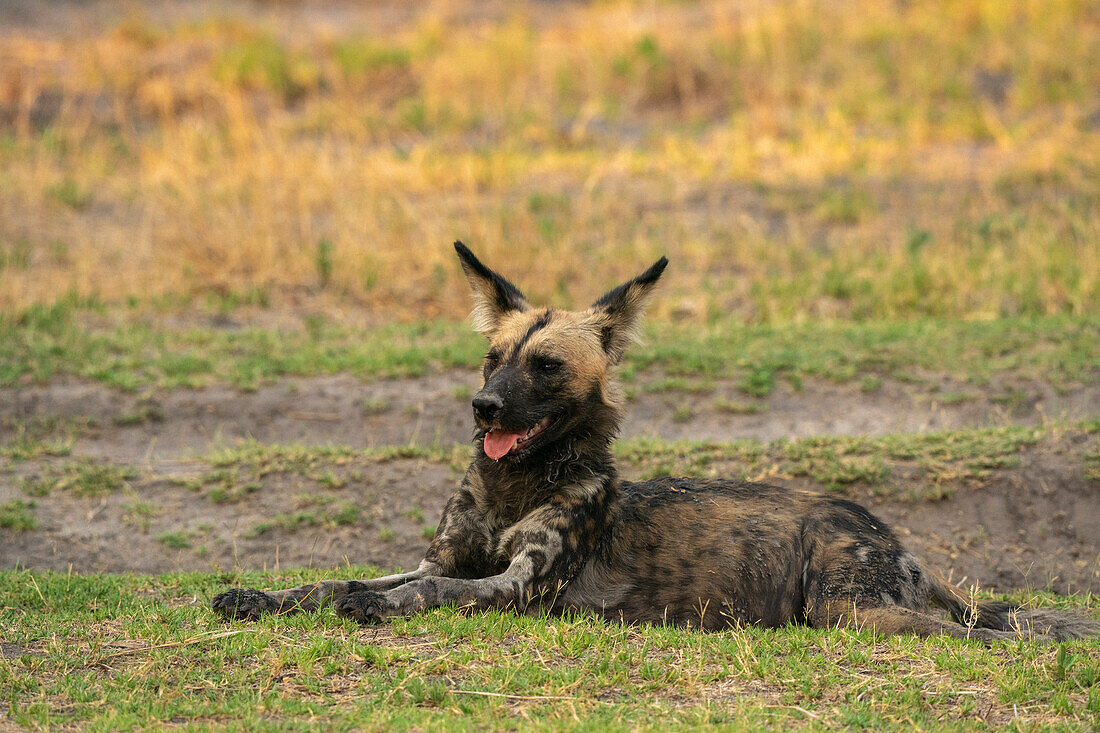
491, 478, 613, 578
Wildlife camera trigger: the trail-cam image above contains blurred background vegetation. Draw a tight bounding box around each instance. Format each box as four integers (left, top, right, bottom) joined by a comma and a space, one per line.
0, 0, 1097, 325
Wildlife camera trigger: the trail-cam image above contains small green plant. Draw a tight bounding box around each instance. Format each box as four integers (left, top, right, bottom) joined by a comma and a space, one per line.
643, 377, 713, 395
714, 399, 764, 415
0, 239, 32, 272
315, 239, 333, 289
0, 499, 37, 530
204, 471, 260, 504
991, 387, 1029, 411
332, 503, 359, 526
362, 397, 390, 414
47, 179, 91, 210
332, 39, 411, 78
246, 521, 275, 538
936, 390, 977, 405
21, 462, 137, 497
316, 472, 346, 489
671, 405, 694, 423
859, 376, 883, 393
1084, 448, 1100, 482
113, 399, 166, 426
3, 437, 72, 462
816, 185, 874, 224
122, 501, 158, 533
157, 531, 191, 549
213, 35, 315, 102
378, 527, 396, 543
20, 476, 52, 496
276, 511, 322, 533
294, 493, 335, 508
70, 463, 137, 496
738, 367, 777, 398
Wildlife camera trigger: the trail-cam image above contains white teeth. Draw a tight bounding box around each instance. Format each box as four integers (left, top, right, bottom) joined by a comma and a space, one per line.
519, 416, 553, 443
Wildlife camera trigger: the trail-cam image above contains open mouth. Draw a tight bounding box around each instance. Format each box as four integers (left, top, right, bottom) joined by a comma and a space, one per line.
483, 415, 557, 460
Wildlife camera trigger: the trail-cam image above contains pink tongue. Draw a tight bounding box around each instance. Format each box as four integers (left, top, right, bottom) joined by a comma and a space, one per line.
484, 430, 523, 460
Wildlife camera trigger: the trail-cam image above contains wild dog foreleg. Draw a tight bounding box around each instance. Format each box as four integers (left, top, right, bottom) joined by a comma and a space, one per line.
212, 487, 491, 620
211, 562, 441, 619
334, 499, 588, 623
332, 543, 559, 623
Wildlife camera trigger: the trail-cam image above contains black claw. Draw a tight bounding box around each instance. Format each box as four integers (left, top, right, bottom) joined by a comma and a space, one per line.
333, 591, 391, 624
211, 587, 282, 619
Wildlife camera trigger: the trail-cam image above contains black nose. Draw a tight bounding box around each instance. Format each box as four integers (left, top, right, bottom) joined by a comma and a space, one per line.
472, 393, 503, 422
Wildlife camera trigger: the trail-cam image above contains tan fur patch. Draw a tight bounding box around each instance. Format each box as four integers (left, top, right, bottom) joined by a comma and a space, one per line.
487, 309, 616, 403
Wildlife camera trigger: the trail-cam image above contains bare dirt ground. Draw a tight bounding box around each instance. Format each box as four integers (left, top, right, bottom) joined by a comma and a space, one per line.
4, 373, 1097, 460
2, 374, 1098, 595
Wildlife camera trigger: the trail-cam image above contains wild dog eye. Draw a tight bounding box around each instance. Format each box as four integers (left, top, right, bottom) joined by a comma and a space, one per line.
485, 352, 501, 371
535, 357, 562, 373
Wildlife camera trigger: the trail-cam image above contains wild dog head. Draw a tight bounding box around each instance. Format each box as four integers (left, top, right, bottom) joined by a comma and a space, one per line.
454, 241, 667, 463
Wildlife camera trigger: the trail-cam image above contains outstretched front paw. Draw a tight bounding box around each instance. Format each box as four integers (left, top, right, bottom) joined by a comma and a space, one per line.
333, 590, 394, 624
212, 587, 286, 619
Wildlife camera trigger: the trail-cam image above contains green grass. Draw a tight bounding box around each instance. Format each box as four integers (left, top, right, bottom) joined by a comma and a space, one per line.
112, 398, 166, 427
0, 569, 1096, 729
45, 179, 91, 211
212, 34, 315, 103
0, 435, 72, 462
1, 307, 1097, 394
0, 416, 88, 461
121, 501, 158, 533
713, 398, 766, 415
157, 531, 192, 550
19, 461, 137, 498
936, 390, 979, 405
641, 377, 715, 394
1086, 448, 1100, 482
0, 499, 37, 531
246, 503, 362, 539
615, 422, 1085, 495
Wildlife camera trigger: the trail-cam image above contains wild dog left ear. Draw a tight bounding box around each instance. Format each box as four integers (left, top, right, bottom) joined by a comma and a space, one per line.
587, 256, 668, 363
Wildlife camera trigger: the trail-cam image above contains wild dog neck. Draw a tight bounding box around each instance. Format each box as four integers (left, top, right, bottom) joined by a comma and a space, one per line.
473, 434, 621, 525
470, 374, 623, 524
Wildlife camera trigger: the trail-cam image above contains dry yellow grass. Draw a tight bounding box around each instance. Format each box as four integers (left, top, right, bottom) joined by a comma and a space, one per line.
0, 0, 1098, 323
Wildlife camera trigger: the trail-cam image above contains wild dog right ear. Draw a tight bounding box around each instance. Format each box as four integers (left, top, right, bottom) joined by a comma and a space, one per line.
453, 241, 530, 336
588, 256, 668, 363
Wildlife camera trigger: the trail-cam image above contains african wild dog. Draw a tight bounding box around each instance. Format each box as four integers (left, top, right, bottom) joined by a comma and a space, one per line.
213, 242, 1098, 642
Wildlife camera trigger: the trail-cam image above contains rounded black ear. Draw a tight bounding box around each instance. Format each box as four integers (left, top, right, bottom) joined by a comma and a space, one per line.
588, 256, 668, 362
454, 241, 530, 336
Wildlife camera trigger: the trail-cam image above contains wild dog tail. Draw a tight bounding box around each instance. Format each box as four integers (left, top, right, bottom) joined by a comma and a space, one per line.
929, 574, 1099, 642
